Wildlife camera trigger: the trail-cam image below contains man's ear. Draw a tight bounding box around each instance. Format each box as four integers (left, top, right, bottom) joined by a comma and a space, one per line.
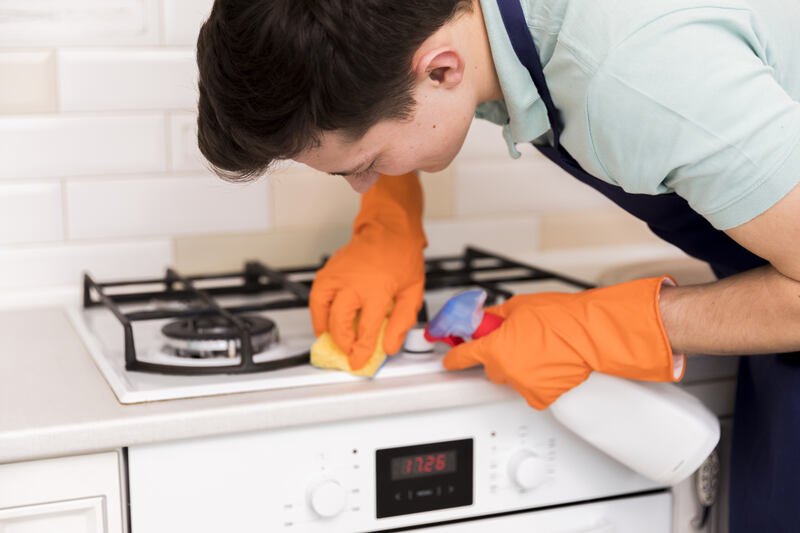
413, 46, 465, 89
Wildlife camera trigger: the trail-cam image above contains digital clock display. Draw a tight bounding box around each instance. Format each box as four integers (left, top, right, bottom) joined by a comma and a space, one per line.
390, 450, 457, 480
376, 438, 473, 518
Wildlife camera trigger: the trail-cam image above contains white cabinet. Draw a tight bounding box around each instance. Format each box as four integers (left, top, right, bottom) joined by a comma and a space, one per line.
0, 497, 105, 533
0, 451, 125, 533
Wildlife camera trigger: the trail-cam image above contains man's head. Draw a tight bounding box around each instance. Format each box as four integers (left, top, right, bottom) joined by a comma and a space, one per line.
197, 0, 497, 191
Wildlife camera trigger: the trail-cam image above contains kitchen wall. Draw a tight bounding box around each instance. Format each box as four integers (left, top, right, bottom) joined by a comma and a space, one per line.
0, 0, 658, 294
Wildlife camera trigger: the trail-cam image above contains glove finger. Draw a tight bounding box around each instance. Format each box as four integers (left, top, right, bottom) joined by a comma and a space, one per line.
309, 280, 338, 336
383, 281, 424, 354
328, 289, 361, 354
442, 335, 492, 370
350, 297, 393, 370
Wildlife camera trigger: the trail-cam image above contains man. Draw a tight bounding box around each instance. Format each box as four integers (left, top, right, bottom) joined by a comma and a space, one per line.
195, 0, 800, 529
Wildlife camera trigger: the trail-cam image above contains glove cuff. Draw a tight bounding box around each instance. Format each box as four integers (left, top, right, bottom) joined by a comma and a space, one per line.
660, 276, 686, 381
582, 276, 685, 383
355, 172, 427, 249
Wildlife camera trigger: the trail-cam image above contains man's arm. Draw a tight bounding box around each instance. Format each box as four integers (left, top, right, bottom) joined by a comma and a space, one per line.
659, 182, 800, 355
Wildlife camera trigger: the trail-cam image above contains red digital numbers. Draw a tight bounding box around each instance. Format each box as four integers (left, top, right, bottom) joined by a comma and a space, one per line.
406, 454, 447, 473
394, 451, 453, 480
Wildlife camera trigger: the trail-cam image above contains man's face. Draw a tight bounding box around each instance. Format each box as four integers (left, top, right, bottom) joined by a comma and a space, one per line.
294, 90, 476, 193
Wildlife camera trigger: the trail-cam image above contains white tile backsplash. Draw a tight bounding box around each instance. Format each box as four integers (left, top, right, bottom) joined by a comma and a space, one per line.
162, 0, 214, 46
0, 239, 172, 289
454, 157, 615, 216
0, 115, 167, 179
0, 182, 63, 244
169, 112, 205, 172
58, 49, 197, 112
424, 215, 540, 256
0, 1, 646, 295
459, 118, 511, 160
269, 168, 360, 229
66, 175, 270, 239
0, 0, 160, 47
0, 51, 57, 114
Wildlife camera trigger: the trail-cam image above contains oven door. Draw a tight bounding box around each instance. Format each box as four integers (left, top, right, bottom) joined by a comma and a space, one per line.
407, 492, 670, 532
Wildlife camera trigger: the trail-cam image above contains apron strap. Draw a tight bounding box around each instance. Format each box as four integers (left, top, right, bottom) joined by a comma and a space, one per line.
495, 0, 563, 148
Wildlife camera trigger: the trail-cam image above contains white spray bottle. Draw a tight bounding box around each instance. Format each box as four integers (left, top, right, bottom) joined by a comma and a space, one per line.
424, 289, 720, 485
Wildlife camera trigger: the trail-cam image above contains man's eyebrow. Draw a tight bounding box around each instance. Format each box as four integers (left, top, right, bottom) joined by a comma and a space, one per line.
327, 158, 374, 177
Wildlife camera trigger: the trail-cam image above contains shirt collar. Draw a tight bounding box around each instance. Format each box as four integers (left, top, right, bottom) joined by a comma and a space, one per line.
476, 0, 551, 158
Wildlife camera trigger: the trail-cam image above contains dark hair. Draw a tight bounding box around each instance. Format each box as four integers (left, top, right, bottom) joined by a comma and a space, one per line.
196, 0, 472, 181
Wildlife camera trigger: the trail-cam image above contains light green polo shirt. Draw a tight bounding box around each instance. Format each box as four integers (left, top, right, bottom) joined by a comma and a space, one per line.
476, 0, 800, 229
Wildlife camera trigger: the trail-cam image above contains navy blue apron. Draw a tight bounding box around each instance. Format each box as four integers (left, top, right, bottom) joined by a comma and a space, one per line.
495, 0, 800, 530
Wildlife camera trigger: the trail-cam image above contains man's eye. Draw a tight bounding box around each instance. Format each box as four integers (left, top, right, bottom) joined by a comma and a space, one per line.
352, 162, 376, 178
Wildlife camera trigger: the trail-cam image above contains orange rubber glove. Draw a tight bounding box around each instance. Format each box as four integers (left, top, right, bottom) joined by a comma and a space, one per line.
442, 276, 686, 410
309, 172, 426, 370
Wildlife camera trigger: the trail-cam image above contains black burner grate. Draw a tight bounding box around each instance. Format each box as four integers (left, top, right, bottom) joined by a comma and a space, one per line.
82, 246, 592, 376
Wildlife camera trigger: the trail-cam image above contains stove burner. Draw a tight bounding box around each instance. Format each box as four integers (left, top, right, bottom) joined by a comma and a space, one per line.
161, 315, 278, 359
82, 248, 592, 375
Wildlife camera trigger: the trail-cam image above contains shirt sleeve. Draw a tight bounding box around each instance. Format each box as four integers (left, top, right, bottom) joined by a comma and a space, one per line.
585, 7, 800, 230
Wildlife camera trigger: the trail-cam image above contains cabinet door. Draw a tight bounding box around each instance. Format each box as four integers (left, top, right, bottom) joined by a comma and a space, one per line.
0, 497, 105, 533
0, 451, 124, 533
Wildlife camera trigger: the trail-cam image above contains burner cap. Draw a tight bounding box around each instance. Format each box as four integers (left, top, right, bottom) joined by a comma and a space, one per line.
161, 315, 278, 359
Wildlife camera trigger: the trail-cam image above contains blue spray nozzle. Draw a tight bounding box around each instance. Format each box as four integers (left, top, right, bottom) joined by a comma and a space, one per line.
427, 289, 487, 340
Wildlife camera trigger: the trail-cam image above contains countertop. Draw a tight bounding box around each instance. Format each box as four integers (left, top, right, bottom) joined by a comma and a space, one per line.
0, 243, 737, 465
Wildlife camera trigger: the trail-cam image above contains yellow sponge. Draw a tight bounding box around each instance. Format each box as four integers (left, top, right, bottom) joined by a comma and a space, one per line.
310, 319, 388, 377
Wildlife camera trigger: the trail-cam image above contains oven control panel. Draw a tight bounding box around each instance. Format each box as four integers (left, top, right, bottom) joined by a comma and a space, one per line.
376, 438, 473, 518
128, 398, 663, 533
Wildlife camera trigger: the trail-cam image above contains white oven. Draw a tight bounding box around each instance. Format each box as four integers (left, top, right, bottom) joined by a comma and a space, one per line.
127, 399, 670, 532
70, 247, 728, 532
411, 494, 670, 532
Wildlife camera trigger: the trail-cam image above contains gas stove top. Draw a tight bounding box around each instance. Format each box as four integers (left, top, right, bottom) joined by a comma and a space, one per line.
68, 247, 591, 404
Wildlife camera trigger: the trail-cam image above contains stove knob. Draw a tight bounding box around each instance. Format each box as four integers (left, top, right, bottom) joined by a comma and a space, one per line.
508, 449, 548, 491
308, 479, 347, 518
403, 326, 435, 356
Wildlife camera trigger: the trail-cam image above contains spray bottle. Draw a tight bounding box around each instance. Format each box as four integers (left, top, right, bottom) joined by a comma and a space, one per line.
425, 289, 720, 485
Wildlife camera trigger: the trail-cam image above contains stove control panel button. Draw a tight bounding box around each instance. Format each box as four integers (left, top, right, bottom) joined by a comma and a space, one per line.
508, 449, 548, 491
308, 479, 347, 518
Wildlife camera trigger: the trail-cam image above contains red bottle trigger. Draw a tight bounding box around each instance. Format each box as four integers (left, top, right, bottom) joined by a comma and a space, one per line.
423, 326, 465, 347
472, 312, 504, 339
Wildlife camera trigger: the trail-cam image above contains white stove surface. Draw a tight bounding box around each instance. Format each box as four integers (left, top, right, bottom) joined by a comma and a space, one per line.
68, 279, 579, 404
